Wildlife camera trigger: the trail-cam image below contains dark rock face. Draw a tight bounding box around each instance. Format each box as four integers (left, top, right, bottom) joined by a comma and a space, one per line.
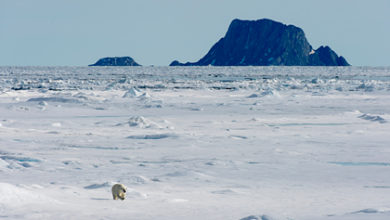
309, 46, 349, 66
89, 56, 141, 66
170, 19, 349, 66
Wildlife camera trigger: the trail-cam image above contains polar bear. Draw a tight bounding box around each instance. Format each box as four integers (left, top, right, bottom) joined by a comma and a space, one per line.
112, 183, 127, 200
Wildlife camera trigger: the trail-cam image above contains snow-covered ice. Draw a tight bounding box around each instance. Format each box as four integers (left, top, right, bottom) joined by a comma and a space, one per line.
0, 66, 390, 219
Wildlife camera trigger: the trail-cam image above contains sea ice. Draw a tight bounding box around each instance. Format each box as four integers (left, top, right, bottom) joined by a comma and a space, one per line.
0, 66, 389, 220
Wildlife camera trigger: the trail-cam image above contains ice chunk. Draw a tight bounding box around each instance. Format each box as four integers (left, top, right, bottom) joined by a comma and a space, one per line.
0, 183, 58, 208
128, 116, 161, 129
123, 87, 143, 98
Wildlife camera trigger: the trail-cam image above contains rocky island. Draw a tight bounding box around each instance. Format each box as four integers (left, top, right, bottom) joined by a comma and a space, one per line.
170, 19, 349, 66
89, 56, 141, 66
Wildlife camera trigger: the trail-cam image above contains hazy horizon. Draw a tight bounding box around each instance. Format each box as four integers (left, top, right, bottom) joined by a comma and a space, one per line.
1, 0, 389, 66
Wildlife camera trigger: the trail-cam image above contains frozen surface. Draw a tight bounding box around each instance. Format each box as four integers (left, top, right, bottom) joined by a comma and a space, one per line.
0, 66, 390, 219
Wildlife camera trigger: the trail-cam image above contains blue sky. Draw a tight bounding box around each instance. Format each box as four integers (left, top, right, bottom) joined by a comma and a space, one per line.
0, 0, 389, 66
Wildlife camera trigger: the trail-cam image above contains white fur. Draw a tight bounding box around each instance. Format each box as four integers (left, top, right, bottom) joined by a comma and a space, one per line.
111, 183, 127, 200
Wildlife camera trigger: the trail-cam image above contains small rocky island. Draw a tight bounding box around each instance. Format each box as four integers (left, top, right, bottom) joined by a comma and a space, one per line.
170, 19, 349, 66
89, 56, 141, 66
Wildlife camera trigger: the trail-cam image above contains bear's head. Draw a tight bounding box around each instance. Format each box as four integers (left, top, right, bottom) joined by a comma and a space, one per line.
118, 185, 126, 200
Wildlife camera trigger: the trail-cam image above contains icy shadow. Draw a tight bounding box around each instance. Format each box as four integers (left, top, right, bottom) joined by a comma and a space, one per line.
27, 97, 81, 103
240, 215, 274, 220
358, 114, 387, 123
126, 133, 177, 140
329, 161, 390, 166
0, 155, 41, 168
84, 182, 111, 189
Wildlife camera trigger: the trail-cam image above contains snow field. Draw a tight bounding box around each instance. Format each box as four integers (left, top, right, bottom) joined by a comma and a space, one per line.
0, 66, 390, 219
